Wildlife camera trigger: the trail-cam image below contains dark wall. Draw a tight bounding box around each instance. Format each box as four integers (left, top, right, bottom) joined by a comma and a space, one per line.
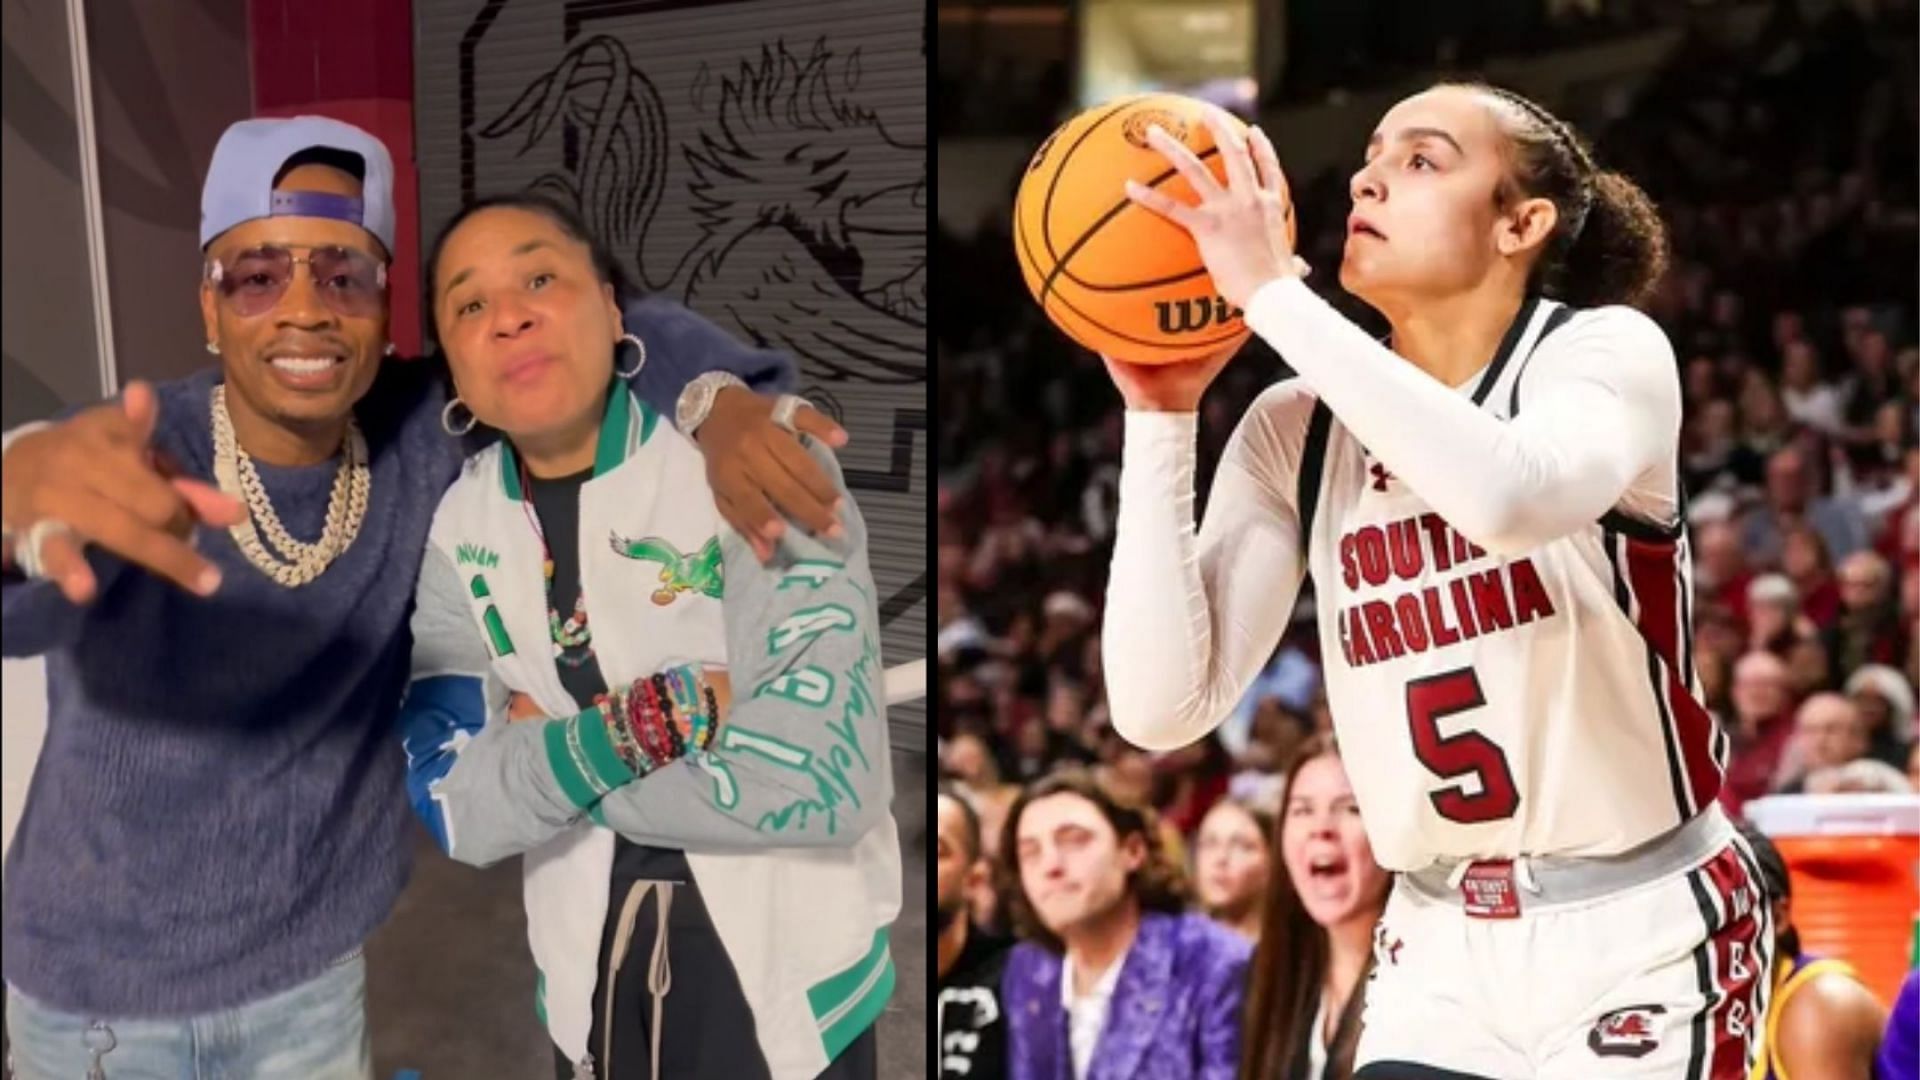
85, 1, 256, 391
3, 1, 95, 426
249, 0, 423, 356
0, 1, 250, 423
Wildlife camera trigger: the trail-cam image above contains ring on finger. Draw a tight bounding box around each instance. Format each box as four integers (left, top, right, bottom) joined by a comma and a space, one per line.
17, 518, 76, 580
770, 394, 806, 433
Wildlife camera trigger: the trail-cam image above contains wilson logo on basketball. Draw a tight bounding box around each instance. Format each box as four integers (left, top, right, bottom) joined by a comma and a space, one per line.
1122, 109, 1187, 150
1154, 296, 1241, 334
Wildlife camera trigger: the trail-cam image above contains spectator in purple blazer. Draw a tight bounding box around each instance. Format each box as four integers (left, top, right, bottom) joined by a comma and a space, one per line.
999, 768, 1252, 1080
1881, 969, 1918, 1080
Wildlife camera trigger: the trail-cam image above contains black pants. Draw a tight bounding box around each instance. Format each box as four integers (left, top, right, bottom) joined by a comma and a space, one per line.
549, 880, 878, 1080
552, 1024, 877, 1080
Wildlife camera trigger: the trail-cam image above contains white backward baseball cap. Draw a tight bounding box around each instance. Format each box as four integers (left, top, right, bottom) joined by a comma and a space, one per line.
199, 115, 396, 255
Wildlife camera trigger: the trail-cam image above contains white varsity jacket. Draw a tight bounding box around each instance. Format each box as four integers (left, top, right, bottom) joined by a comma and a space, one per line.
395, 385, 901, 1079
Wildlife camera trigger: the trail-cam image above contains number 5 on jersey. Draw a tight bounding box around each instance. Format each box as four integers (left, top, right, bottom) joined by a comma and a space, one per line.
1406, 668, 1520, 824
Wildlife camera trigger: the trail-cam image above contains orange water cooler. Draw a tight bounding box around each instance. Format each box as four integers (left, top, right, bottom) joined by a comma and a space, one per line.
1746, 794, 1920, 1008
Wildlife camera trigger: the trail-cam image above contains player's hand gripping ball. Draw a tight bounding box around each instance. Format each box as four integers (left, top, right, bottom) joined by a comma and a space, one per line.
1013, 94, 1296, 365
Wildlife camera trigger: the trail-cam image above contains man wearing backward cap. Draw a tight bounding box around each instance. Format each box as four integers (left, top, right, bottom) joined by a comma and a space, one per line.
0, 115, 845, 1078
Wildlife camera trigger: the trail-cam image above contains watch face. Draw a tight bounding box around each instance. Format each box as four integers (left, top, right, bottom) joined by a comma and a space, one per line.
677, 382, 711, 430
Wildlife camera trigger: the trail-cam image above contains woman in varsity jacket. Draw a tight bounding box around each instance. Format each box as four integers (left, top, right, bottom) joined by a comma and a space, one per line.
393, 192, 901, 1080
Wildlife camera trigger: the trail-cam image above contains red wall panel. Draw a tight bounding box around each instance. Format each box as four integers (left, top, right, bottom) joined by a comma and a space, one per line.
248, 0, 421, 357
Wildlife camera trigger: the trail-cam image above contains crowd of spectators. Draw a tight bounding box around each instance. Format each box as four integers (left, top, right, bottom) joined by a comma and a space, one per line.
936, 0, 1753, 137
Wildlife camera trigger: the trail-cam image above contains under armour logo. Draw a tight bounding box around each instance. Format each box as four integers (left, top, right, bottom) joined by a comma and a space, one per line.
1369, 462, 1394, 491
1373, 923, 1404, 965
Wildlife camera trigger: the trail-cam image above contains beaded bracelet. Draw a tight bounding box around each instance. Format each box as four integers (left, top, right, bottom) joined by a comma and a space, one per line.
662, 685, 688, 760
599, 668, 733, 778
637, 680, 675, 768
670, 667, 701, 718
625, 679, 659, 770
684, 680, 709, 754
663, 696, 688, 761
595, 688, 643, 776
628, 681, 669, 777
682, 702, 702, 755
699, 685, 721, 753
666, 669, 694, 745
692, 668, 714, 746
653, 674, 687, 760
618, 683, 653, 774
664, 664, 695, 714
608, 685, 654, 775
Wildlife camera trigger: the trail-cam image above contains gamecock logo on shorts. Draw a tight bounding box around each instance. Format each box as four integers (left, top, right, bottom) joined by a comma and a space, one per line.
1588, 1004, 1667, 1058
1122, 109, 1188, 150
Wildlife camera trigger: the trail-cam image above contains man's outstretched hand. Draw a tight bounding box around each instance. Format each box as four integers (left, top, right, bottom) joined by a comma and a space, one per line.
1, 381, 245, 604
695, 388, 850, 562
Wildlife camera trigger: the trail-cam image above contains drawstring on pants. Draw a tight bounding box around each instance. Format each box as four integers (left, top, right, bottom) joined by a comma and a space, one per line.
84, 1020, 116, 1079
604, 879, 676, 1080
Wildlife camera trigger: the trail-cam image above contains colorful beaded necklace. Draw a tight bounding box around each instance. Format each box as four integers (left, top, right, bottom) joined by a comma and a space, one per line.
519, 460, 593, 665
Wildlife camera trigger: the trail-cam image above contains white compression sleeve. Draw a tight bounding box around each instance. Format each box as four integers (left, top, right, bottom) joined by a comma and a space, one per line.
1103, 391, 1310, 751
1242, 277, 1680, 554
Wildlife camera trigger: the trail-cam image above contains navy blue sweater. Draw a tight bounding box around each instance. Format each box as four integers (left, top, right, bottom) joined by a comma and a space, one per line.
0, 297, 792, 1017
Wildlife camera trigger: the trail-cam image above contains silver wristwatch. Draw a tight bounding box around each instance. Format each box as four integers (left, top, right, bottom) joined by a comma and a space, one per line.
675, 371, 749, 436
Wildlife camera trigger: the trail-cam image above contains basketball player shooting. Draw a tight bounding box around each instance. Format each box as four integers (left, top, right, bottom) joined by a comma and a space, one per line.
1101, 84, 1773, 1079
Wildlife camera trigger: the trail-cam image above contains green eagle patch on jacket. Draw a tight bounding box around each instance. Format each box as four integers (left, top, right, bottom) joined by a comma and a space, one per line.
610, 534, 724, 605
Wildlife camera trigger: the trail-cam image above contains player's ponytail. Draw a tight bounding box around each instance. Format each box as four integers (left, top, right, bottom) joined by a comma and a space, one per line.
1735, 820, 1800, 961
1454, 83, 1670, 310
1558, 169, 1670, 310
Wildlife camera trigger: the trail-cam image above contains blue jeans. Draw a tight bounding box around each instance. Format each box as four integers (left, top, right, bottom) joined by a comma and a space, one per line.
5, 951, 370, 1080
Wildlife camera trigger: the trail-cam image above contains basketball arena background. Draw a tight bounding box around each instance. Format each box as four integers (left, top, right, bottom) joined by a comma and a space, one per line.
937, 0, 1917, 1070
2, 0, 924, 1074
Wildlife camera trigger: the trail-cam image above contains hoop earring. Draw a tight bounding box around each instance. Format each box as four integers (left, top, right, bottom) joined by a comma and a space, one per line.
615, 333, 647, 379
441, 397, 477, 436
206, 342, 220, 355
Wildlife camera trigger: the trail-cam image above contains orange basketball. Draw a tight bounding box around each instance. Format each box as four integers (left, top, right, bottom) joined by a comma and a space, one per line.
1013, 94, 1291, 364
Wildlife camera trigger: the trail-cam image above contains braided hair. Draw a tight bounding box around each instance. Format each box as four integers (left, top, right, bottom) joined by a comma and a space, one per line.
1735, 820, 1800, 961
1450, 83, 1670, 310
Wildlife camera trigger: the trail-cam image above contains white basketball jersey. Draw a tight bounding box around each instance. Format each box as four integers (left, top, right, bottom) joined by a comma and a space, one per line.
1298, 299, 1727, 871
